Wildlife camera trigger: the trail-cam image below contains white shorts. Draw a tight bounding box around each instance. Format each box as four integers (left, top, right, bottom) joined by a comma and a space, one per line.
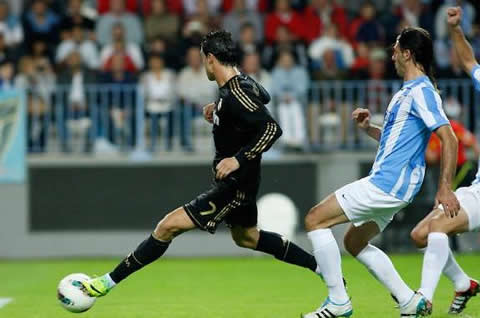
440, 184, 480, 232
335, 177, 408, 231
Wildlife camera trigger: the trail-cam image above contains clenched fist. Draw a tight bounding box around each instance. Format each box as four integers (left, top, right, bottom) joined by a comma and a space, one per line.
203, 103, 215, 124
447, 6, 462, 28
352, 108, 371, 130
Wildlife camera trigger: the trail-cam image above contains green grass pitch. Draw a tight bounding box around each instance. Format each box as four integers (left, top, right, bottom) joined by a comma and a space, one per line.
1, 254, 479, 318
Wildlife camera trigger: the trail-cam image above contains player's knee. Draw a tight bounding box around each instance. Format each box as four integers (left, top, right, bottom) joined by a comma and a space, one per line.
231, 230, 258, 249
305, 207, 318, 231
232, 236, 256, 249
154, 212, 182, 241
428, 216, 449, 234
305, 206, 328, 231
410, 226, 427, 248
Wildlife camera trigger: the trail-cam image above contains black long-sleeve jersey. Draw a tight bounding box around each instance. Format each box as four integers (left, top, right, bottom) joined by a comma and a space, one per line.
212, 74, 282, 189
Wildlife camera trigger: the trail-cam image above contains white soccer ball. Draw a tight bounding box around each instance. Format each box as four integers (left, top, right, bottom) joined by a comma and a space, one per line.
57, 273, 96, 313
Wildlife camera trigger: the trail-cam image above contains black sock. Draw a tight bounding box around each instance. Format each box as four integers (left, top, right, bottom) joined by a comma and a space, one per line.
255, 230, 317, 272
109, 234, 170, 283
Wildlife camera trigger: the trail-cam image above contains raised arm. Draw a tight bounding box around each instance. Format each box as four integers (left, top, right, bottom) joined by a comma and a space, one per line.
434, 125, 460, 217
352, 108, 381, 142
448, 6, 479, 74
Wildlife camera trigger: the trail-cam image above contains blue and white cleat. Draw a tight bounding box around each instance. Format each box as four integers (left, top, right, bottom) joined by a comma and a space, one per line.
302, 297, 353, 318
400, 292, 432, 317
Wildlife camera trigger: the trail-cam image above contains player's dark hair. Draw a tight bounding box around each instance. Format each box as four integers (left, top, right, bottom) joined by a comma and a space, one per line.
398, 27, 437, 90
201, 30, 239, 66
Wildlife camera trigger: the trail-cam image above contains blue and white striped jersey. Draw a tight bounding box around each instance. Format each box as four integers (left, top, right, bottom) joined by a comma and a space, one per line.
369, 76, 449, 202
470, 64, 480, 185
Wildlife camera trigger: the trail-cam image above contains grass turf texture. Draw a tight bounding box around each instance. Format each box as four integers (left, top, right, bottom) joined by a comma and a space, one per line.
1, 255, 479, 318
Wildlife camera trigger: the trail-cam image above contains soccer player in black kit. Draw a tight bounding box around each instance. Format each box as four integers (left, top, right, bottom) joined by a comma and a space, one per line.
81, 30, 321, 299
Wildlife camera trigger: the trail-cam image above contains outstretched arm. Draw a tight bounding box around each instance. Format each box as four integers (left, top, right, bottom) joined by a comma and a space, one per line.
448, 6, 479, 74
352, 108, 381, 142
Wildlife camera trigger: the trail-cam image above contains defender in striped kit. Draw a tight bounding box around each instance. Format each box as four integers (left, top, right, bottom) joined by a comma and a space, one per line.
303, 27, 460, 318
81, 31, 324, 303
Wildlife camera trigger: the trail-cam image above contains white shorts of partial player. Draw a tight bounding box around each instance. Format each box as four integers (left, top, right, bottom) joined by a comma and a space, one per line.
438, 183, 480, 232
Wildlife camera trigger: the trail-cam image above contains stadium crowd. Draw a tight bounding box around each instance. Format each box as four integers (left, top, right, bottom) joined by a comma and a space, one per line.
0, 0, 479, 153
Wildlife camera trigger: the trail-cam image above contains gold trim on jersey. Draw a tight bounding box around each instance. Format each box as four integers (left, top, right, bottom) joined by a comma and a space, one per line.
229, 78, 258, 112
245, 122, 277, 160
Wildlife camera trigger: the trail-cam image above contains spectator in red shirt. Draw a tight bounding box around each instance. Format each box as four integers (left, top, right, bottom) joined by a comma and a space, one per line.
303, 0, 348, 43
426, 97, 480, 189
97, 0, 138, 14
264, 0, 305, 44
100, 23, 144, 73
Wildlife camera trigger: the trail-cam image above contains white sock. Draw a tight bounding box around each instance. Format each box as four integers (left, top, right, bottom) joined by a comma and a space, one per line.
308, 229, 349, 304
103, 273, 116, 289
356, 244, 414, 307
443, 249, 471, 292
418, 247, 470, 292
418, 232, 449, 302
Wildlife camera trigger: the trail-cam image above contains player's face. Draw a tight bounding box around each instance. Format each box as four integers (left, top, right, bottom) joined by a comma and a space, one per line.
201, 51, 216, 81
392, 37, 405, 77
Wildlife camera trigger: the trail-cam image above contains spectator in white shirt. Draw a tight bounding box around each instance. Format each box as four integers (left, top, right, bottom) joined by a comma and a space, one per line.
0, 0, 22, 48
141, 53, 176, 151
270, 50, 309, 151
309, 24, 354, 75
176, 46, 217, 150
56, 25, 100, 70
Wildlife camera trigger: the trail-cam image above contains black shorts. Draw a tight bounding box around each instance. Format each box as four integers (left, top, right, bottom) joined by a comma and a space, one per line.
184, 180, 259, 234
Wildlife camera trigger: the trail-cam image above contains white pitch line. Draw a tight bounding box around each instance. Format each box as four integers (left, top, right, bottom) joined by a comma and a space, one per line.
0, 298, 13, 308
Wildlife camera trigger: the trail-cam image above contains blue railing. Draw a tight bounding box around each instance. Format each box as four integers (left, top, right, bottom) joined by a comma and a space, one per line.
19, 79, 480, 155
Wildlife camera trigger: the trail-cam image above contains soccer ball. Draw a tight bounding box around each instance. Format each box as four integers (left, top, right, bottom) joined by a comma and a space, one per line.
57, 273, 96, 313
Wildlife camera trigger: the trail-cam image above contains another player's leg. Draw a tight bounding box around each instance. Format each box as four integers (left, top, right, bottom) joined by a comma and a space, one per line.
303, 194, 352, 318
229, 226, 318, 272
412, 208, 478, 314
343, 222, 429, 316
411, 210, 472, 295
82, 207, 196, 297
